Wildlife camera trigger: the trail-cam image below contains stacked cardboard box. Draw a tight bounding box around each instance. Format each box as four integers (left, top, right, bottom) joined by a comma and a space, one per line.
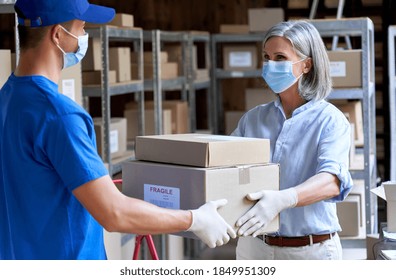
93, 117, 128, 160
225, 87, 276, 135
125, 100, 189, 134
82, 13, 136, 84
337, 180, 366, 237
248, 8, 284, 33
328, 50, 363, 88
331, 100, 364, 148
223, 45, 258, 71
58, 63, 83, 107
124, 108, 172, 141
219, 24, 249, 34
131, 50, 178, 80
122, 133, 279, 239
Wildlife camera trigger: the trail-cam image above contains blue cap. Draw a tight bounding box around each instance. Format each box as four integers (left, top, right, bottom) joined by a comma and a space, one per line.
15, 0, 115, 27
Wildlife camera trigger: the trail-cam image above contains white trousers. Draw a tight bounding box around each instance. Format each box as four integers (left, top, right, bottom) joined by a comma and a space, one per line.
236, 233, 342, 260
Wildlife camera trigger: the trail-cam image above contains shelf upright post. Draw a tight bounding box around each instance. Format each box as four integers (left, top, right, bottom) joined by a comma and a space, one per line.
152, 30, 163, 135
99, 26, 112, 175
388, 26, 396, 181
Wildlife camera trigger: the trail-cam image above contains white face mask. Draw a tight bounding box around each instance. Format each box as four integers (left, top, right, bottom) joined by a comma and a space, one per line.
56, 25, 89, 69
262, 58, 304, 94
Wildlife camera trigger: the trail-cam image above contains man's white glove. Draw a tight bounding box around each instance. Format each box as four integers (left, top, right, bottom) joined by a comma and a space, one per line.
187, 199, 237, 248
236, 188, 298, 237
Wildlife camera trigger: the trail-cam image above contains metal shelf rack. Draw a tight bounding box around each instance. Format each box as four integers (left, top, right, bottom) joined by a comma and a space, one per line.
210, 32, 265, 134
143, 30, 212, 134
186, 31, 211, 132
142, 30, 188, 135
83, 26, 144, 176
388, 26, 396, 181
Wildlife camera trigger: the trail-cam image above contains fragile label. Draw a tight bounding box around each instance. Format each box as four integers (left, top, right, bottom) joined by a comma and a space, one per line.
329, 61, 346, 77
144, 184, 180, 210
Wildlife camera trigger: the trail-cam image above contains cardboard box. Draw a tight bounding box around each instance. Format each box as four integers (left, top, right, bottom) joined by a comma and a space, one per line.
327, 50, 362, 88
245, 88, 277, 111
223, 45, 258, 71
58, 62, 82, 107
248, 8, 284, 33
0, 49, 11, 89
337, 194, 360, 236
122, 160, 280, 238
93, 117, 127, 160
131, 62, 178, 80
362, 0, 382, 6
82, 70, 117, 85
109, 13, 134, 28
162, 45, 197, 73
219, 24, 249, 34
366, 233, 380, 260
332, 100, 364, 147
194, 69, 209, 81
124, 108, 172, 141
125, 100, 189, 134
109, 47, 132, 82
135, 133, 270, 167
288, 0, 309, 8
131, 52, 169, 64
82, 37, 102, 71
225, 111, 244, 135
371, 181, 396, 232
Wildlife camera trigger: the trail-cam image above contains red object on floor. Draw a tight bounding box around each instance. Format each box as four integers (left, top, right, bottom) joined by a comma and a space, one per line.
113, 179, 159, 260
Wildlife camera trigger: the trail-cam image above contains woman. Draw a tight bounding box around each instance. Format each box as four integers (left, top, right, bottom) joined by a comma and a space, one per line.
233, 20, 353, 260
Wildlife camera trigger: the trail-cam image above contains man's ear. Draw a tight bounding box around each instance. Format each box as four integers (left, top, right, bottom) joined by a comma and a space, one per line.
50, 24, 62, 46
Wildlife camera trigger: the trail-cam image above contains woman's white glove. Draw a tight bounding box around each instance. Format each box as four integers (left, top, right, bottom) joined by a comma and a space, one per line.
236, 188, 298, 237
187, 199, 237, 248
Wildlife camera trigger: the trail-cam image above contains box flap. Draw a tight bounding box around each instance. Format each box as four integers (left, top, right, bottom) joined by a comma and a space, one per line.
370, 185, 386, 201
384, 181, 396, 201
371, 181, 396, 201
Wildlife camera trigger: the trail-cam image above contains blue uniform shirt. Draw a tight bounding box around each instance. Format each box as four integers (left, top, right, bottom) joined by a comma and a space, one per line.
232, 98, 353, 236
0, 74, 108, 259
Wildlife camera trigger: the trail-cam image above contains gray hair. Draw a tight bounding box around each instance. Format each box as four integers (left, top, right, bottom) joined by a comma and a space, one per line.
262, 20, 332, 101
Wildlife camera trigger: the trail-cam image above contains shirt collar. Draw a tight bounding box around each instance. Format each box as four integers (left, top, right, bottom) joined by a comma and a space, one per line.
275, 98, 323, 118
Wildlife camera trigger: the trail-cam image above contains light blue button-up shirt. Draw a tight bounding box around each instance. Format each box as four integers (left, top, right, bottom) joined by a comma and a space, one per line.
232, 98, 353, 236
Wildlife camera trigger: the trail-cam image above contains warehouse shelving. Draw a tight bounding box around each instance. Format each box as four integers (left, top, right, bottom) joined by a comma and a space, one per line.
142, 30, 187, 135
210, 32, 265, 134
142, 30, 212, 134
211, 18, 377, 235
388, 25, 396, 181
83, 26, 144, 176
185, 31, 211, 132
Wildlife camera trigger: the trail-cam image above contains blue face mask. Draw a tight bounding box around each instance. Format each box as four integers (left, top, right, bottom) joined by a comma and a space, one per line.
262, 59, 304, 94
56, 25, 89, 69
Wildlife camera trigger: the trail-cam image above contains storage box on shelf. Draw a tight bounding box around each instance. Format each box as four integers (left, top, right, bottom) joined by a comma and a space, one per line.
141, 30, 211, 134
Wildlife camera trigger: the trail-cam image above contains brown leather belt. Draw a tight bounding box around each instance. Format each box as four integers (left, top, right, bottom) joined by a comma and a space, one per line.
257, 233, 335, 247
